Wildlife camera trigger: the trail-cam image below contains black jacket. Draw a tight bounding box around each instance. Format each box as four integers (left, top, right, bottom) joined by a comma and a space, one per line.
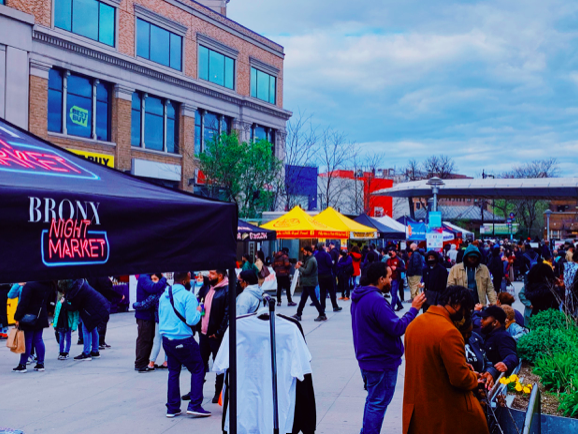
87, 277, 120, 303
525, 281, 559, 315
465, 332, 492, 375
483, 326, 519, 377
407, 250, 425, 277
422, 251, 448, 306
198, 282, 229, 339
488, 253, 504, 283
14, 281, 53, 331
63, 279, 110, 332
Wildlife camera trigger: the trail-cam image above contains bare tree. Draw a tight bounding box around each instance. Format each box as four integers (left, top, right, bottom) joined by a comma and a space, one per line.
316, 129, 353, 210
505, 159, 559, 237
281, 111, 319, 210
362, 152, 385, 214
423, 155, 457, 179
403, 159, 424, 181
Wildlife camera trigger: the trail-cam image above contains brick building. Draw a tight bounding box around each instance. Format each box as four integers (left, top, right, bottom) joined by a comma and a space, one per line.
0, 0, 290, 191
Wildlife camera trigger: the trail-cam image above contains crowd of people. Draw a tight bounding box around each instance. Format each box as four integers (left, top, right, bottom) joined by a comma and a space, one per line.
4, 235, 577, 426
350, 236, 578, 434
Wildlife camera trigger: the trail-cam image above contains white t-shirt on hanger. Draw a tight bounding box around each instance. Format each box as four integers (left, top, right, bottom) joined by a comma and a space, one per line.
213, 315, 312, 434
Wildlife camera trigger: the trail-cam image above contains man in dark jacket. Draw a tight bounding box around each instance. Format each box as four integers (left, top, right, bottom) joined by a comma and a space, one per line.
487, 246, 505, 294
351, 262, 425, 434
481, 306, 519, 377
316, 243, 342, 313
406, 243, 425, 302
197, 269, 229, 403
422, 250, 449, 312
13, 281, 52, 372
273, 248, 296, 307
87, 276, 121, 349
59, 279, 110, 362
134, 274, 167, 372
293, 246, 326, 322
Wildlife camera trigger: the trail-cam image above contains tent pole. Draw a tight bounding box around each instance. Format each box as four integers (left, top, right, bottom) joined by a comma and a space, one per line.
228, 267, 237, 434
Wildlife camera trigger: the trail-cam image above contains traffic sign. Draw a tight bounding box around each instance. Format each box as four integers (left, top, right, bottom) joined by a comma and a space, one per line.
509, 212, 515, 219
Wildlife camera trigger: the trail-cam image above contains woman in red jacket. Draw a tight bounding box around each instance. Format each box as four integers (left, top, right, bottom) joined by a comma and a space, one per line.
350, 245, 363, 291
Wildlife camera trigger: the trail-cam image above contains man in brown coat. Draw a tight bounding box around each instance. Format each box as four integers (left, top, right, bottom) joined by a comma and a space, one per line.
403, 285, 490, 434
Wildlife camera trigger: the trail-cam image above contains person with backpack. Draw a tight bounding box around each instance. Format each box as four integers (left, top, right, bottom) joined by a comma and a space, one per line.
159, 271, 209, 418
53, 294, 79, 360
522, 244, 540, 274
337, 250, 354, 300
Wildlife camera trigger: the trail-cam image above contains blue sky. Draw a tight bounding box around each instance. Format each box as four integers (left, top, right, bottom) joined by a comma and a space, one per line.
228, 0, 578, 177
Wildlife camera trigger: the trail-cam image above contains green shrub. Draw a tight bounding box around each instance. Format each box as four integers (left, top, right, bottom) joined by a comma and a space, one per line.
529, 309, 570, 330
559, 377, 578, 418
518, 328, 578, 363
533, 352, 578, 392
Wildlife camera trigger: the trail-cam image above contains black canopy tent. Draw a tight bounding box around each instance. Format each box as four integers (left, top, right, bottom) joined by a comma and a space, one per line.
0, 118, 240, 432
354, 213, 405, 240
238, 219, 277, 241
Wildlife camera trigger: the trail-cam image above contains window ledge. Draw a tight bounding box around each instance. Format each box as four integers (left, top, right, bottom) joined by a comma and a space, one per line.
131, 146, 183, 159
45, 25, 118, 54
248, 96, 278, 108
48, 132, 116, 147
136, 56, 184, 77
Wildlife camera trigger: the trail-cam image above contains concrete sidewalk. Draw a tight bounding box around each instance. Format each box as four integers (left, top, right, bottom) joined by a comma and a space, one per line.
0, 283, 525, 433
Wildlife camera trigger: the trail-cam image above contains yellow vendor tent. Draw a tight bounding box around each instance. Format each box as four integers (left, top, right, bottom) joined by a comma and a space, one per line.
262, 206, 348, 239
314, 207, 378, 240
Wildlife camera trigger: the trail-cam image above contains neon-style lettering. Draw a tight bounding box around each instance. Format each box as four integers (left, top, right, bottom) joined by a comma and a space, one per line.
49, 218, 63, 238
48, 239, 61, 259
70, 239, 81, 257
63, 219, 73, 238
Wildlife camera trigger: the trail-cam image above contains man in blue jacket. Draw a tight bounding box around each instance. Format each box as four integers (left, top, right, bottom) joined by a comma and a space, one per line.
135, 273, 167, 372
159, 271, 209, 418
351, 262, 425, 434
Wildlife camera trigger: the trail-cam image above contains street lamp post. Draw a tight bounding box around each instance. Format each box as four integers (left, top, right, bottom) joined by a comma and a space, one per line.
426, 177, 445, 212
544, 209, 553, 241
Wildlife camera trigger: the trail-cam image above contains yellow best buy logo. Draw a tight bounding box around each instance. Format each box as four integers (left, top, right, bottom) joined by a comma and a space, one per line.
70, 106, 89, 128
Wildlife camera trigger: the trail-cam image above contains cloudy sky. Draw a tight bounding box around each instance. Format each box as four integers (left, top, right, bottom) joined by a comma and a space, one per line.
228, 0, 578, 177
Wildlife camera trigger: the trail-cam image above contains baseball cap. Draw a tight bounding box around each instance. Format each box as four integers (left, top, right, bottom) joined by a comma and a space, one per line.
481, 305, 507, 324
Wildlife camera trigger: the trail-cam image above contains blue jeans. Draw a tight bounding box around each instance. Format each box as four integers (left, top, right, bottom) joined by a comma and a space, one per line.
391, 280, 403, 309
83, 323, 99, 355
59, 330, 72, 354
162, 336, 205, 413
360, 368, 399, 434
19, 329, 45, 365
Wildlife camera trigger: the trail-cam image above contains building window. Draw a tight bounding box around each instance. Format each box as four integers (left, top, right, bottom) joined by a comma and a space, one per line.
251, 124, 276, 156
131, 92, 179, 154
194, 109, 232, 155
54, 0, 115, 47
48, 68, 110, 141
198, 45, 235, 90
136, 18, 182, 71
250, 67, 276, 104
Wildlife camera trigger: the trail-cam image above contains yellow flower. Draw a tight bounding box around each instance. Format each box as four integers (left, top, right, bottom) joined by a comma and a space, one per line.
515, 383, 523, 392
523, 386, 532, 394
500, 377, 510, 385
509, 375, 519, 383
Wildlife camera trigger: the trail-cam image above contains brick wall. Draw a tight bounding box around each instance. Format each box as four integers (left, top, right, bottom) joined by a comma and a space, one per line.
28, 75, 48, 140
10, 0, 284, 107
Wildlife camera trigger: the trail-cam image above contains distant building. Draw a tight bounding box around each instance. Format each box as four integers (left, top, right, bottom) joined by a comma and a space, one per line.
544, 200, 578, 240
318, 169, 394, 217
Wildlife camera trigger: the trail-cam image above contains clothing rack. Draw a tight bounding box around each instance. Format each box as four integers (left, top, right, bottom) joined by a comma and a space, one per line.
263, 294, 280, 434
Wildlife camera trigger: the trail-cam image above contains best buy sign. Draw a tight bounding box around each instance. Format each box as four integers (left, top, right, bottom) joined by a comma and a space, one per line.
69, 106, 89, 128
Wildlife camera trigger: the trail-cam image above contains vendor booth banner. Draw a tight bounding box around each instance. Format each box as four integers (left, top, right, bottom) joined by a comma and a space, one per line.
406, 222, 427, 241
426, 227, 444, 252
0, 119, 237, 283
